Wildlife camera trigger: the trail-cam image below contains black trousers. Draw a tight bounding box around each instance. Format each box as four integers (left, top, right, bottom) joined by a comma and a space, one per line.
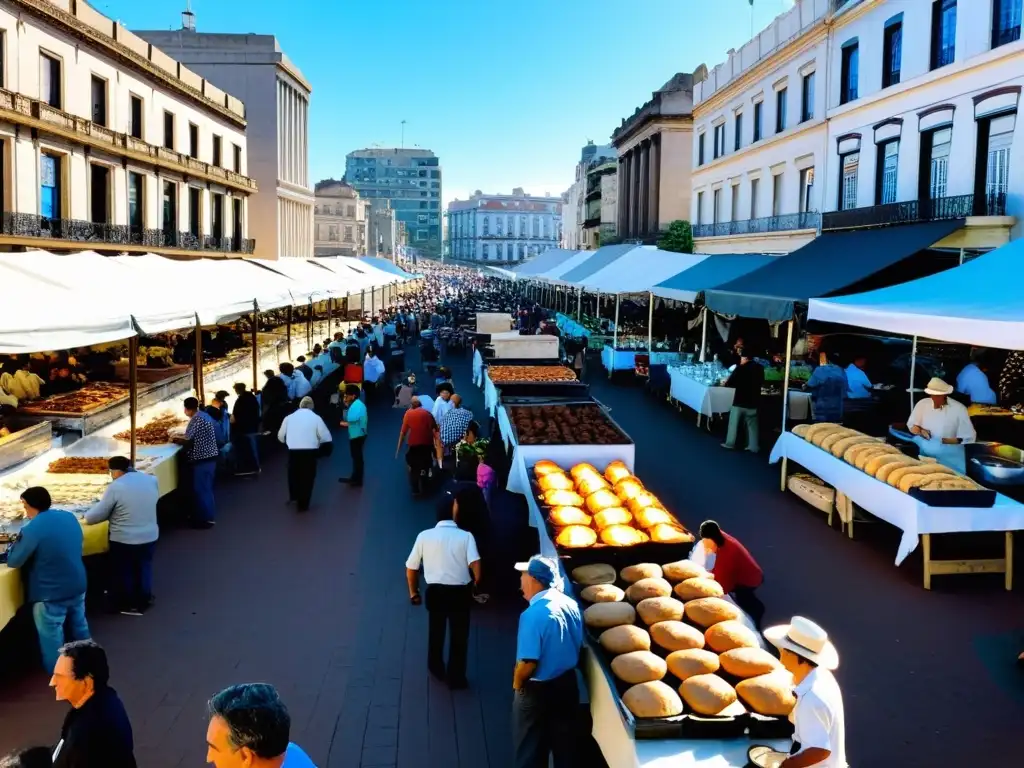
287, 449, 320, 511
406, 444, 433, 491
349, 436, 366, 483
108, 541, 156, 611
732, 586, 766, 631
512, 670, 579, 768
425, 584, 472, 682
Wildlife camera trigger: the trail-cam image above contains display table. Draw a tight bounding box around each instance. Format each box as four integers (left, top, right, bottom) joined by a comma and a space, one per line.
556, 312, 591, 338
602, 346, 638, 373
669, 369, 734, 423
472, 349, 484, 387
483, 369, 499, 417
770, 431, 1024, 589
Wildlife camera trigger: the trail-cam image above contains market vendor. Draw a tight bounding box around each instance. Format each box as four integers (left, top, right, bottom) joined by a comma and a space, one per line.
908, 377, 976, 473
956, 351, 997, 405
695, 521, 765, 629
805, 351, 847, 424
844, 355, 873, 400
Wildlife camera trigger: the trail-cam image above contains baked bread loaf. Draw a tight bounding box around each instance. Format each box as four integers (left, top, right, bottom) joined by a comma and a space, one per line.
572, 563, 616, 585
539, 473, 574, 491
666, 649, 720, 680
875, 458, 921, 482
593, 507, 633, 529
888, 463, 956, 488
534, 460, 563, 477
718, 647, 783, 678
918, 475, 983, 490
584, 601, 636, 629
865, 452, 908, 476
621, 681, 683, 718
853, 445, 900, 470
614, 477, 646, 502
662, 560, 709, 583
627, 577, 673, 603
570, 462, 601, 480
792, 424, 812, 438
649, 524, 694, 544
621, 563, 662, 583
735, 672, 796, 716
542, 489, 585, 507
580, 584, 625, 603
586, 489, 623, 514
549, 506, 592, 527
804, 423, 840, 444
809, 426, 847, 447
626, 492, 664, 514
636, 596, 685, 625
680, 674, 738, 716
674, 577, 724, 601
684, 597, 740, 627
604, 460, 632, 484
601, 525, 649, 546
555, 525, 597, 549
576, 475, 610, 497
611, 651, 668, 684
819, 430, 857, 452
633, 507, 674, 528
843, 441, 887, 464
705, 620, 759, 653
599, 624, 650, 654
649, 621, 705, 652
831, 434, 875, 458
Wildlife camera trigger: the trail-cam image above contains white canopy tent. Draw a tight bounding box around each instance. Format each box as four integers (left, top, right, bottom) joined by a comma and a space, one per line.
247, 257, 347, 302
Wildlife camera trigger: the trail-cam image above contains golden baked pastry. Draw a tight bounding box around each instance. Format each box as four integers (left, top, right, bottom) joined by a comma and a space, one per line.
542, 489, 585, 507
604, 460, 632, 485
600, 525, 649, 546
865, 453, 909, 476
621, 681, 683, 718
599, 624, 650, 654
853, 445, 900, 470
626, 492, 664, 514
718, 647, 783, 678
626, 578, 673, 603
633, 507, 675, 529
674, 577, 724, 601
819, 429, 857, 452
666, 649, 720, 681
570, 462, 601, 480
584, 601, 636, 629
534, 460, 563, 477
580, 584, 625, 603
488, 365, 578, 383
636, 596, 685, 625
684, 597, 740, 627
680, 674, 738, 716
662, 560, 709, 583
555, 525, 597, 549
809, 426, 845, 447
549, 507, 592, 527
735, 672, 796, 716
887, 463, 955, 488
649, 524, 695, 544
572, 563, 616, 585
917, 475, 982, 491
576, 475, 610, 497
649, 621, 705, 652
705, 620, 759, 653
593, 507, 633, 529
585, 489, 622, 514
804, 423, 840, 444
843, 441, 888, 465
614, 477, 646, 502
830, 434, 875, 458
539, 473, 574, 492
875, 458, 921, 482
612, 651, 668, 684
620, 563, 663, 583
792, 424, 812, 438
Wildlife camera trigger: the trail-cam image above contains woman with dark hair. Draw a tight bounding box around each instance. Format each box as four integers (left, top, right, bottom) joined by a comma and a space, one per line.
453, 485, 492, 604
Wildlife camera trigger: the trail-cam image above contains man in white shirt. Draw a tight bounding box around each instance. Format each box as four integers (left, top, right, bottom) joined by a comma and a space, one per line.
364, 350, 386, 400
277, 397, 332, 512
292, 368, 312, 400
405, 502, 481, 689
908, 377, 976, 472
844, 355, 872, 400
432, 384, 454, 424
956, 353, 997, 405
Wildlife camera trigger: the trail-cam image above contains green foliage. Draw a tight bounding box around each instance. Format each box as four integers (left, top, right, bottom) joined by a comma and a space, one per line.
657, 220, 694, 253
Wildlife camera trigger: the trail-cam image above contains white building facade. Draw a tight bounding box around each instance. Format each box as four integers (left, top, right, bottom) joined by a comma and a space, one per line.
446, 189, 562, 262
134, 28, 314, 260
0, 0, 255, 256
313, 179, 366, 257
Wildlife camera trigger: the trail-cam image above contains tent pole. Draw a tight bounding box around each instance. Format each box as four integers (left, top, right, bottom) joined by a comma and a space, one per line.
328, 298, 333, 337
307, 301, 313, 350
251, 309, 259, 391
195, 316, 205, 403
699, 307, 708, 362
577, 287, 582, 322
909, 335, 918, 413
647, 292, 654, 359
780, 319, 794, 491
613, 294, 620, 349
128, 335, 138, 466
287, 306, 293, 361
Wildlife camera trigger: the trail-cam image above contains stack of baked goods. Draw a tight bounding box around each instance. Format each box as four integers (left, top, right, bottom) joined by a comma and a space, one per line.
535, 460, 693, 549
791, 423, 985, 493
572, 558, 797, 727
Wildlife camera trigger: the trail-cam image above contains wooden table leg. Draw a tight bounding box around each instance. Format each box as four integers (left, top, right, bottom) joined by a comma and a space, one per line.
922, 533, 932, 590
780, 456, 788, 492
1006, 532, 1014, 591
847, 498, 854, 539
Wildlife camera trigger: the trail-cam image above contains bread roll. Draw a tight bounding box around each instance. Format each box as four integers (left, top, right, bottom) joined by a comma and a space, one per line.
868, 453, 913, 477
586, 489, 623, 514
584, 601, 636, 629
662, 560, 709, 583
918, 475, 982, 490
705, 620, 759, 652
549, 506, 592, 527
843, 441, 887, 465
804, 423, 840, 444
601, 525, 649, 546
673, 577, 724, 601
604, 460, 632, 484
621, 681, 683, 718
539, 473, 575, 491
620, 563, 662, 583
889, 463, 956, 488
819, 430, 857, 452
572, 563, 616, 586
649, 620, 705, 652
718, 647, 783, 678
831, 434, 875, 458
611, 650, 667, 684
636, 596, 685, 625
570, 462, 601, 480
626, 492, 664, 515
809, 426, 846, 447
580, 584, 625, 603
614, 477, 646, 502
599, 624, 650, 654
555, 525, 597, 549
534, 460, 563, 477
627, 577, 673, 603
666, 648, 720, 680
649, 524, 695, 544
792, 423, 812, 438
684, 597, 740, 627
853, 445, 900, 470
680, 674, 738, 716
735, 672, 796, 716
633, 507, 674, 528
576, 475, 610, 497
542, 489, 584, 507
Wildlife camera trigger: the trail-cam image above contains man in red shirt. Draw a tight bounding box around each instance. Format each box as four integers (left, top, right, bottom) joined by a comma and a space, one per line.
396, 397, 437, 495
699, 520, 765, 630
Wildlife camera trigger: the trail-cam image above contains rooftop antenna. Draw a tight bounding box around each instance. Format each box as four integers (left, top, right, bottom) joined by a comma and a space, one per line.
182, 0, 196, 31
400, 119, 407, 149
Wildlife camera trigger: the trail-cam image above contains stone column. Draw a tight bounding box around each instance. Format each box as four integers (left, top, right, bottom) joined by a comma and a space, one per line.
649, 133, 661, 234
617, 157, 627, 239
630, 148, 641, 239
639, 140, 650, 238
625, 150, 634, 238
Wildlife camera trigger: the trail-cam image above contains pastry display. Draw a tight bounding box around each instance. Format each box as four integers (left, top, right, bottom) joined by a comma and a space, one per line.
593, 507, 632, 529
666, 649, 720, 681
585, 489, 622, 514
621, 681, 684, 718
599, 625, 651, 654
489, 365, 578, 383
549, 506, 592, 527
47, 457, 113, 475
680, 674, 739, 716
114, 413, 187, 445
20, 382, 128, 414
539, 473, 574, 492
600, 524, 649, 546
554, 525, 597, 548
611, 651, 667, 685
580, 584, 625, 603
510, 403, 631, 446
705, 620, 760, 653
649, 620, 705, 652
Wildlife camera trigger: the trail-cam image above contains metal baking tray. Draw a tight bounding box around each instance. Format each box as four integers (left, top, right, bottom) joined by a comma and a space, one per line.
510, 402, 634, 446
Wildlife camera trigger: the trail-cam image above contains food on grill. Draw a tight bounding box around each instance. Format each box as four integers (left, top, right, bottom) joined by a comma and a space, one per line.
488, 365, 578, 383
534, 460, 563, 477
685, 597, 741, 628
626, 578, 672, 603
604, 460, 632, 484
612, 651, 667, 684
622, 681, 683, 718
600, 525, 649, 546
114, 413, 186, 445
648, 524, 695, 544
585, 489, 622, 514
47, 457, 111, 475
584, 601, 636, 629
680, 674, 738, 716
649, 621, 705, 652
554, 525, 598, 548
549, 506, 592, 527
593, 507, 632, 529
633, 507, 675, 528
581, 584, 625, 603
705, 620, 759, 653
621, 563, 662, 583
718, 647, 783, 678
636, 596, 685, 625
666, 649, 720, 681
539, 473, 574, 492
541, 489, 584, 507
572, 563, 616, 585
600, 625, 650, 654
736, 672, 797, 716
662, 560, 709, 583
673, 577, 724, 601
511, 404, 630, 446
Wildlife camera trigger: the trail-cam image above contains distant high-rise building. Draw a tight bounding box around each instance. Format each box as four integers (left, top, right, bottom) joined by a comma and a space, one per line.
446, 188, 562, 263
345, 148, 442, 256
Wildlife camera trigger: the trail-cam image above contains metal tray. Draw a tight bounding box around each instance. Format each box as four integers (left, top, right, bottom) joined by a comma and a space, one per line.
511, 403, 634, 447
907, 486, 997, 507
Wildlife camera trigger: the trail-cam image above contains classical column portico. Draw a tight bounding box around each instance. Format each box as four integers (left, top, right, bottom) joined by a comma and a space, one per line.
639, 139, 650, 238
649, 133, 661, 235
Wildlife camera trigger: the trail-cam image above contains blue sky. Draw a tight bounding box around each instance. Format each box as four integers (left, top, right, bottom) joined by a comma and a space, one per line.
99, 0, 795, 205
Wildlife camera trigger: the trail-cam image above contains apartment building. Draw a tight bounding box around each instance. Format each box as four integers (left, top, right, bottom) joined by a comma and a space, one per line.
313, 179, 366, 257
0, 0, 255, 256
446, 188, 562, 262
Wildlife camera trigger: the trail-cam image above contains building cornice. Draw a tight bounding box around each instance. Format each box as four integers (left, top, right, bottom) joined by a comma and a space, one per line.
612, 114, 691, 149
691, 117, 827, 180
13, 0, 247, 128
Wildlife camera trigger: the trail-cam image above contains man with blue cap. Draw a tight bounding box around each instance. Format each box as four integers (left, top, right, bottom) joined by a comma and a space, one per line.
512, 555, 583, 768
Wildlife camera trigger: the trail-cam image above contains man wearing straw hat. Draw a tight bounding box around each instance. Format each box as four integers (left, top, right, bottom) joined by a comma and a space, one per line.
749, 616, 846, 768
907, 376, 976, 473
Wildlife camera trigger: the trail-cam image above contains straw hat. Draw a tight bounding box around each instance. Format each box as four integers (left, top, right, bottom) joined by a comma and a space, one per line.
764, 616, 839, 670
923, 377, 954, 396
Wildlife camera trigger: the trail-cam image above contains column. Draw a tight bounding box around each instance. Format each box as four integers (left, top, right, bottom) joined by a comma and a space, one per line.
649, 133, 661, 234
617, 157, 627, 238
622, 152, 632, 239
639, 140, 650, 237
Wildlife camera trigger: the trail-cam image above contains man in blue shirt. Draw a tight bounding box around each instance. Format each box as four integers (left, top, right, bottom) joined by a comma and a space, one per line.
512, 555, 583, 768
845, 355, 873, 400
805, 351, 847, 423
957, 352, 997, 405
205, 683, 317, 767
177, 397, 220, 529
339, 385, 368, 487
5, 486, 90, 673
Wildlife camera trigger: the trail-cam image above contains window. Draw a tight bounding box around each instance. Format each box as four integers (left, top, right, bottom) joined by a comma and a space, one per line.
734, 113, 743, 151
188, 187, 201, 237
839, 152, 860, 210
926, 126, 952, 199
40, 153, 61, 220
0, 31, 5, 87
841, 42, 859, 104
799, 167, 815, 213
993, 0, 1022, 47
801, 73, 814, 122
883, 18, 903, 87
695, 191, 704, 225
931, 0, 957, 70
163, 111, 174, 150
876, 140, 899, 205
185, 123, 198, 159
983, 113, 1015, 205
162, 181, 177, 236
753, 101, 763, 142
212, 135, 222, 167
713, 124, 726, 159
750, 178, 759, 219
233, 199, 243, 249
40, 52, 61, 108
346, 205, 356, 218
698, 133, 706, 165
233, 144, 241, 173
128, 172, 144, 236
344, 225, 354, 243
90, 76, 106, 126
212, 193, 224, 240
129, 95, 143, 140
712, 188, 721, 224
776, 88, 787, 133
731, 184, 740, 222
772, 173, 783, 216
89, 164, 109, 224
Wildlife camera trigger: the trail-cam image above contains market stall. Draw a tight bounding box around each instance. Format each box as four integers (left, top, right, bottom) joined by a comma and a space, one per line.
483, 363, 583, 418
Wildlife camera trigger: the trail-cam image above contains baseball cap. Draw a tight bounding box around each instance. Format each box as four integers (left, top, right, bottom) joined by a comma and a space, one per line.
514, 555, 558, 588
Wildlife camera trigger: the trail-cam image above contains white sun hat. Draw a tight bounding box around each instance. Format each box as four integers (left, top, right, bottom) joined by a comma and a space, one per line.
923, 377, 954, 396
763, 616, 839, 670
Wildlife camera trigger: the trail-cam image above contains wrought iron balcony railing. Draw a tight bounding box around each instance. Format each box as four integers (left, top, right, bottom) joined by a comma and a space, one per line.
693, 211, 820, 238
821, 193, 1007, 232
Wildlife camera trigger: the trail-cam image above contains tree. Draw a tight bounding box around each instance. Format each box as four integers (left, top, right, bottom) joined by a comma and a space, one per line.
657, 220, 694, 254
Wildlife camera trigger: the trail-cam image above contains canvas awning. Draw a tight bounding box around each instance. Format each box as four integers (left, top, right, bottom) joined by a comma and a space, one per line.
576, 246, 709, 294
704, 219, 964, 322
651, 254, 776, 304
248, 257, 344, 303
512, 248, 583, 277
809, 238, 1024, 350
554, 244, 641, 286
534, 249, 601, 283
357, 256, 419, 279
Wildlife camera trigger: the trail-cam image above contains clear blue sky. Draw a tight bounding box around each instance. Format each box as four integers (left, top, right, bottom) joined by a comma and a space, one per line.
99, 0, 794, 205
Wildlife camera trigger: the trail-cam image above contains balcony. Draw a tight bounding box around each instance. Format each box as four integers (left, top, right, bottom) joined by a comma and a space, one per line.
0, 212, 255, 255
582, 216, 602, 229
693, 211, 820, 238
821, 193, 1006, 232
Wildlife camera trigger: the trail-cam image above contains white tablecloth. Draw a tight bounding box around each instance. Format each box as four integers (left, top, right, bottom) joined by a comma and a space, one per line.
649, 351, 684, 366
482, 369, 499, 417
769, 431, 1024, 564
472, 349, 484, 387
602, 346, 637, 372
668, 370, 735, 417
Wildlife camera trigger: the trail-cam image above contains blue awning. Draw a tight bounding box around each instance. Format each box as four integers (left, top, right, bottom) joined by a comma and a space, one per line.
651, 254, 776, 303
356, 256, 419, 279
557, 243, 641, 284
511, 248, 582, 277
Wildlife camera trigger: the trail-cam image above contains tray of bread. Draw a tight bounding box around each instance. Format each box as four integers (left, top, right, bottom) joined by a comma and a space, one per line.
509, 404, 631, 446
791, 423, 995, 507
572, 558, 795, 740
20, 382, 129, 415
487, 365, 579, 384
113, 413, 188, 445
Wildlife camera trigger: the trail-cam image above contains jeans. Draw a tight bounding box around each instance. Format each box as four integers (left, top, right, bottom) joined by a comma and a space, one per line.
349, 436, 366, 484
192, 459, 217, 523
512, 670, 579, 768
109, 541, 156, 611
425, 584, 472, 683
288, 449, 320, 511
725, 406, 759, 451
32, 594, 90, 673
